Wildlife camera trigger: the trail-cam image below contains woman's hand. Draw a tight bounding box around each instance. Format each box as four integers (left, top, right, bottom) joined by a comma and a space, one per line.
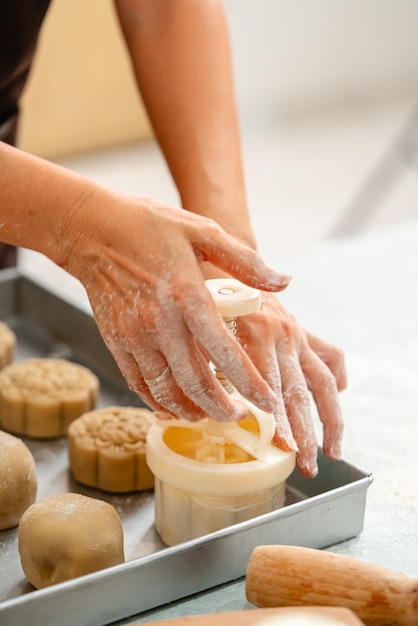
236, 293, 347, 477
63, 192, 291, 423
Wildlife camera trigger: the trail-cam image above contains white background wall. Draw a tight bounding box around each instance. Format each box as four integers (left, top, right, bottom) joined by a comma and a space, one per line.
224, 0, 418, 127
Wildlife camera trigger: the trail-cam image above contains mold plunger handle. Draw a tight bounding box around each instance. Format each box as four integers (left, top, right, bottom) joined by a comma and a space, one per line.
204, 278, 279, 452
245, 545, 418, 626
205, 278, 261, 319
205, 278, 261, 393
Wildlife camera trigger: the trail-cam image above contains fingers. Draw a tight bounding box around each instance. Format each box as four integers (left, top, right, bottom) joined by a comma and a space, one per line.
91, 267, 279, 421
191, 219, 292, 293
237, 295, 345, 477
299, 347, 344, 461
279, 341, 345, 475
111, 342, 249, 423
107, 349, 163, 412
142, 366, 209, 422
112, 292, 266, 423
237, 299, 318, 474
237, 312, 297, 452
306, 331, 348, 391
139, 336, 251, 422
280, 352, 319, 477
176, 286, 279, 415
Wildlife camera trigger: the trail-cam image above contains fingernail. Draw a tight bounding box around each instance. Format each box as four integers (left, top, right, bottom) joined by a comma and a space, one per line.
299, 461, 318, 478
231, 400, 250, 421
258, 268, 292, 292
155, 410, 176, 421
266, 271, 292, 290
283, 427, 298, 452
326, 442, 342, 460
274, 433, 299, 453
286, 435, 299, 453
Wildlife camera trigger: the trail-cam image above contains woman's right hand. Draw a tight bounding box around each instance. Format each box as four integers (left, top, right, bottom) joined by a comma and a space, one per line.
62, 191, 291, 423
0, 143, 288, 423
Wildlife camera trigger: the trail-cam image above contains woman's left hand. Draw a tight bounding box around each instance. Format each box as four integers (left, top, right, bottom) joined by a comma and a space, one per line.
236, 292, 347, 477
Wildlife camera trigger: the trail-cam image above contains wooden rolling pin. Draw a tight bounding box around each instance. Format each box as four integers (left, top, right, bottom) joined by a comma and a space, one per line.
141, 606, 364, 625
245, 545, 418, 626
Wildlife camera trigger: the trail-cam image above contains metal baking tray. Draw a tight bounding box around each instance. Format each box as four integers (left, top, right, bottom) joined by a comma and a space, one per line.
0, 270, 372, 626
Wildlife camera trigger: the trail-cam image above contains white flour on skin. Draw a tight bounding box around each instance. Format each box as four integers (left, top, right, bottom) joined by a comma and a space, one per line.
259, 367, 298, 450
182, 302, 271, 409
151, 324, 242, 420
153, 284, 255, 420
87, 253, 272, 421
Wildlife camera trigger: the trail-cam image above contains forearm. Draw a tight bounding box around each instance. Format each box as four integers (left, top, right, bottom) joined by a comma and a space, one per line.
115, 0, 256, 250
0, 141, 102, 274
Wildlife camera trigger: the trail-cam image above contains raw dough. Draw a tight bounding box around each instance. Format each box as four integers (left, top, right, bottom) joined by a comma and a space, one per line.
68, 406, 156, 492
0, 321, 16, 369
18, 492, 124, 589
0, 358, 99, 438
0, 430, 37, 530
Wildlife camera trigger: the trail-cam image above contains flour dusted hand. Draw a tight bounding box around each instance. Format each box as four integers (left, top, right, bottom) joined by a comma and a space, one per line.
63, 192, 290, 423
0, 143, 289, 425
237, 293, 346, 477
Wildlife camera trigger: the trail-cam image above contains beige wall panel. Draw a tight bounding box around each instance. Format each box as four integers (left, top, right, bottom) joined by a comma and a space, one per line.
18, 0, 152, 159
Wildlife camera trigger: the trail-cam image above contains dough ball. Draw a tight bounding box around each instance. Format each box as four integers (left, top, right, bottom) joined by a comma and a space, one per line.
0, 430, 37, 530
68, 406, 156, 493
18, 493, 124, 589
0, 358, 99, 438
0, 321, 16, 369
